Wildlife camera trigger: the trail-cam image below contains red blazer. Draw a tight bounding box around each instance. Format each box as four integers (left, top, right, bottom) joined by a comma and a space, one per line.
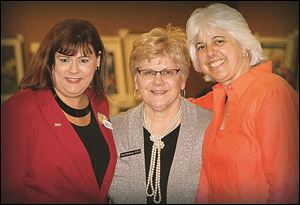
1, 88, 117, 203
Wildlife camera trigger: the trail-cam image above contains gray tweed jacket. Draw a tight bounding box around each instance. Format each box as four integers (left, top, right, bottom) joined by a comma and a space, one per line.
108, 98, 212, 204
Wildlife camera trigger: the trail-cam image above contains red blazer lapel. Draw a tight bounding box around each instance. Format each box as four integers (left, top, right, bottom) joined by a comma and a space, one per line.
87, 91, 117, 201
37, 90, 100, 201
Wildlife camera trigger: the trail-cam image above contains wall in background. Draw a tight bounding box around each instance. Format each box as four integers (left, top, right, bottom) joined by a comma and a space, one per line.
1, 1, 299, 97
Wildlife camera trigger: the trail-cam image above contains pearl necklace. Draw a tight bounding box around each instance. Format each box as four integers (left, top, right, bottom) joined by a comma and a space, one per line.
144, 105, 182, 203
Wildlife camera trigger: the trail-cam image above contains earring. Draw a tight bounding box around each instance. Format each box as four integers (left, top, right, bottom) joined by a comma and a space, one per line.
96, 66, 100, 72
180, 89, 186, 98
242, 51, 248, 58
133, 88, 141, 100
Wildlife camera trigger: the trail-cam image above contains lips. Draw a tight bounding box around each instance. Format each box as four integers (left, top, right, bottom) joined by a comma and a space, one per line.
65, 77, 81, 82
209, 59, 225, 68
151, 90, 167, 95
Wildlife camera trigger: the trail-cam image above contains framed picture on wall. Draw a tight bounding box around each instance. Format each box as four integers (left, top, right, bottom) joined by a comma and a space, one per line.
257, 30, 299, 88
102, 36, 131, 116
102, 36, 127, 98
1, 35, 25, 104
122, 33, 141, 97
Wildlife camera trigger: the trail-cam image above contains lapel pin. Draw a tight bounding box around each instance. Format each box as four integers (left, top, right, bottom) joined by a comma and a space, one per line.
97, 112, 113, 130
54, 123, 62, 127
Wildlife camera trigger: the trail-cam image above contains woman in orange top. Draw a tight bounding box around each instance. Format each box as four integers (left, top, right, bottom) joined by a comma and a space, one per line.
186, 3, 299, 204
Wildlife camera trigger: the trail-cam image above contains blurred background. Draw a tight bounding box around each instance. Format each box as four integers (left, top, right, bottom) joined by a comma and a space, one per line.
1, 1, 299, 115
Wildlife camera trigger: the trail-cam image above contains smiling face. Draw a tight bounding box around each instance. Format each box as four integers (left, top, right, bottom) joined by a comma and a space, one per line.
134, 55, 185, 113
196, 28, 249, 86
52, 48, 100, 102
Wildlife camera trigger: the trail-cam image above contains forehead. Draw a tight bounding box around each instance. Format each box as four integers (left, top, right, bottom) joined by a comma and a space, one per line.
140, 55, 176, 68
56, 48, 95, 56
197, 27, 229, 41
56, 44, 95, 57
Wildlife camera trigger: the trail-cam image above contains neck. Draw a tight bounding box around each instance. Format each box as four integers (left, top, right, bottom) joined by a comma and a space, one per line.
53, 87, 88, 109
51, 87, 91, 118
144, 101, 181, 135
222, 55, 250, 87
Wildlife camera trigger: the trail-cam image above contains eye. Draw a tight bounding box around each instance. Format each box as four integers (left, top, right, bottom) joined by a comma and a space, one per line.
59, 57, 69, 63
144, 70, 156, 76
196, 44, 206, 51
79, 58, 89, 64
162, 70, 173, 76
140, 70, 149, 76
215, 39, 224, 45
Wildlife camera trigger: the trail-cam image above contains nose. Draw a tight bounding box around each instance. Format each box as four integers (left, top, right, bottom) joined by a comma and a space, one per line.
152, 72, 163, 84
206, 45, 216, 58
68, 61, 80, 73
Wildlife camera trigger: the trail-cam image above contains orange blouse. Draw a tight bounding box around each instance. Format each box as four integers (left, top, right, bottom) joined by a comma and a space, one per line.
191, 61, 299, 204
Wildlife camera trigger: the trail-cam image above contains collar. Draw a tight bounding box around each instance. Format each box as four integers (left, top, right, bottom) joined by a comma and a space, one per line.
212, 61, 273, 98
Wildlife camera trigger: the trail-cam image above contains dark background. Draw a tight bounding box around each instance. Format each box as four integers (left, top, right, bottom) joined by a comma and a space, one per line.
2, 1, 299, 97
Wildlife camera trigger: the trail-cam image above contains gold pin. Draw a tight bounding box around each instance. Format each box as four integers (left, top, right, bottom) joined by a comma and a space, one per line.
97, 112, 113, 130
97, 113, 107, 125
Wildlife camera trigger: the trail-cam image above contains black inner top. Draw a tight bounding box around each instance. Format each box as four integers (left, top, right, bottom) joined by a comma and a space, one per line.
52, 88, 110, 189
144, 124, 181, 204
71, 112, 110, 189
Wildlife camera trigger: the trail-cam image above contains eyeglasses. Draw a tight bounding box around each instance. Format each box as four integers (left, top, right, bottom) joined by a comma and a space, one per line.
137, 68, 181, 79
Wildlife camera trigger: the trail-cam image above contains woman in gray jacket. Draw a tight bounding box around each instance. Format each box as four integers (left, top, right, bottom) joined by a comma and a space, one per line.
108, 25, 212, 204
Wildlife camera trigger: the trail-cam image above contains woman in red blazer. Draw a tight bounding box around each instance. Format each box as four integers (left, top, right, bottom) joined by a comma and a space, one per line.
1, 19, 117, 203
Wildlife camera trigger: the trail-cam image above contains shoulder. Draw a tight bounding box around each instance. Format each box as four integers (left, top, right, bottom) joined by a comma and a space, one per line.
245, 72, 298, 114
4, 89, 36, 103
182, 98, 212, 120
2, 89, 40, 112
111, 103, 142, 127
254, 73, 297, 97
188, 91, 214, 111
181, 99, 212, 132
258, 72, 290, 87
1, 89, 45, 129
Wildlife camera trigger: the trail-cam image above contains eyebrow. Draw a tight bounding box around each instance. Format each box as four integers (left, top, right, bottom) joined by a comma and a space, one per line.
56, 54, 68, 57
196, 35, 225, 44
213, 35, 225, 39
56, 54, 91, 58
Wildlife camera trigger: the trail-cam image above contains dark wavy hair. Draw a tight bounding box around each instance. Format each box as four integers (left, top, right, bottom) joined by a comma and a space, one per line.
19, 19, 107, 100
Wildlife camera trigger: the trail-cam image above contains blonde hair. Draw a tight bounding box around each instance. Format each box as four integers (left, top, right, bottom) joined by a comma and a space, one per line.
129, 24, 190, 80
186, 3, 268, 81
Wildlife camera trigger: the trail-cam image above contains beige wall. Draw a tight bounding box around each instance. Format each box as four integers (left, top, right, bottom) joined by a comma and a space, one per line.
1, 1, 299, 97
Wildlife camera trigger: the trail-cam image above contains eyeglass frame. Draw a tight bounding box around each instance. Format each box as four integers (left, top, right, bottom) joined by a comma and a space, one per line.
136, 68, 181, 79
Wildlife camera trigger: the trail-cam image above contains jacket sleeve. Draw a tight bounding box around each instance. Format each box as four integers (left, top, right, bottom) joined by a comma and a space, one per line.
1, 97, 38, 203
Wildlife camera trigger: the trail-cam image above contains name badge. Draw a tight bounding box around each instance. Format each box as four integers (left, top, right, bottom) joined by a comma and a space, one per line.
120, 149, 141, 158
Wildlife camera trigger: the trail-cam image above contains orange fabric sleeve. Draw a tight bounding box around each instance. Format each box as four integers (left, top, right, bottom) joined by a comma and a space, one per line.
256, 85, 299, 203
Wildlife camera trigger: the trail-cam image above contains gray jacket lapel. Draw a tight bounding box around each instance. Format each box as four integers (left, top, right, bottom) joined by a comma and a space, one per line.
109, 103, 147, 203
167, 98, 208, 203
127, 104, 147, 203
